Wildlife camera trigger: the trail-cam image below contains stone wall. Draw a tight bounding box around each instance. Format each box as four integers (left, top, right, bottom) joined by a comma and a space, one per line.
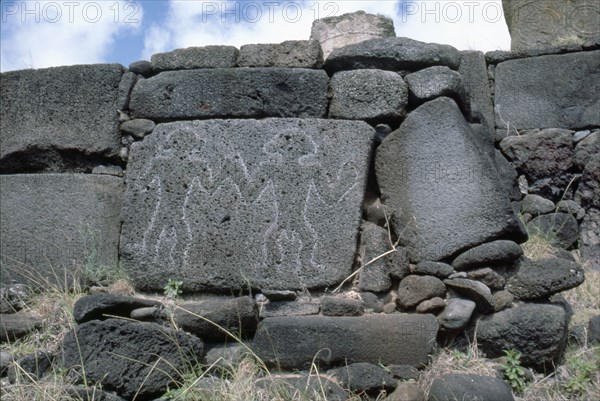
1, 16, 599, 400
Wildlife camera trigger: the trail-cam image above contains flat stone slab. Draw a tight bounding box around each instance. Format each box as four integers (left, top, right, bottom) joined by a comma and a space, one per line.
375, 97, 525, 262
252, 314, 438, 369
151, 45, 239, 71
494, 51, 600, 132
121, 119, 373, 292
0, 64, 126, 171
129, 68, 328, 121
238, 40, 323, 68
0, 174, 123, 288
324, 37, 461, 74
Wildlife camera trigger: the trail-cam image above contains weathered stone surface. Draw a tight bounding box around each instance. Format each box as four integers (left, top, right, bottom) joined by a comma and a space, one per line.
358, 221, 392, 292
527, 213, 579, 249
0, 284, 31, 314
252, 315, 438, 369
493, 290, 514, 312
376, 98, 525, 262
494, 150, 522, 201
437, 299, 476, 330
324, 37, 461, 74
502, 0, 600, 51
328, 362, 396, 394
506, 258, 585, 299
397, 275, 446, 310
453, 240, 523, 270
388, 247, 411, 280
589, 315, 600, 345
578, 209, 600, 270
444, 278, 494, 313
459, 51, 495, 134
388, 365, 420, 381
476, 303, 568, 371
556, 200, 584, 219
388, 382, 425, 401
404, 66, 468, 112
322, 296, 364, 317
120, 118, 155, 139
174, 297, 258, 341
203, 344, 246, 371
7, 351, 54, 383
0, 174, 123, 288
60, 319, 203, 400
129, 68, 328, 121
494, 51, 600, 133
0, 65, 126, 172
238, 40, 323, 68
129, 60, 154, 77
329, 69, 408, 123
428, 374, 514, 401
259, 300, 321, 318
466, 268, 506, 290
310, 11, 396, 59
121, 119, 373, 292
151, 46, 239, 71
0, 312, 42, 342
521, 194, 555, 215
361, 292, 384, 313
576, 155, 600, 210
574, 131, 600, 169
416, 297, 446, 314
73, 294, 162, 324
0, 350, 12, 376
499, 128, 576, 200
261, 289, 297, 301
411, 261, 454, 279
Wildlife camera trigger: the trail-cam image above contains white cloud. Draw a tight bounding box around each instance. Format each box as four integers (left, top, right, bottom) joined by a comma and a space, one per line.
141, 0, 509, 60
1, 0, 143, 71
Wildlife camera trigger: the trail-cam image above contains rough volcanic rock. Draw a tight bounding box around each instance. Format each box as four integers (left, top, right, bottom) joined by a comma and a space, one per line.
466, 268, 506, 290
329, 69, 408, 123
129, 68, 328, 121
576, 155, 600, 210
404, 66, 468, 112
358, 221, 393, 292
324, 37, 461, 74
73, 294, 162, 324
0, 312, 42, 343
452, 240, 523, 270
578, 209, 600, 270
0, 174, 123, 288
151, 45, 239, 70
437, 299, 476, 331
521, 194, 555, 215
120, 119, 373, 292
322, 296, 364, 317
476, 303, 568, 371
120, 119, 155, 139
327, 362, 396, 394
411, 261, 454, 279
526, 213, 579, 249
376, 97, 525, 262
174, 297, 258, 341
60, 319, 203, 400
238, 40, 323, 68
505, 258, 585, 299
428, 374, 514, 401
444, 278, 494, 313
397, 275, 446, 310
252, 315, 438, 370
574, 131, 600, 169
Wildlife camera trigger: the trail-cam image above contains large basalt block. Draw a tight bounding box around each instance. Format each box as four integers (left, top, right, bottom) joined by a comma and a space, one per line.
324, 37, 461, 74
0, 64, 126, 169
238, 40, 323, 68
121, 119, 373, 292
502, 0, 600, 51
0, 174, 123, 288
494, 51, 600, 133
129, 68, 328, 121
252, 315, 438, 369
375, 97, 525, 262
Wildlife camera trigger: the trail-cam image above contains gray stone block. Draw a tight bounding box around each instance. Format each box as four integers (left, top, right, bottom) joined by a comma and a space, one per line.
494, 51, 600, 132
120, 119, 373, 292
151, 45, 239, 71
129, 68, 328, 121
0, 64, 126, 171
0, 174, 123, 288
238, 40, 323, 68
459, 51, 495, 133
324, 37, 461, 74
252, 314, 438, 369
329, 69, 408, 124
428, 374, 514, 401
310, 11, 396, 59
506, 258, 585, 299
375, 97, 525, 262
358, 221, 392, 292
404, 66, 468, 112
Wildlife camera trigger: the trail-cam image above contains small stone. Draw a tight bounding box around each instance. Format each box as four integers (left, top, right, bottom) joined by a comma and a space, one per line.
91, 165, 124, 177
383, 302, 397, 314
321, 296, 364, 316
260, 301, 320, 318
204, 344, 246, 371
364, 197, 394, 227
521, 194, 555, 215
387, 382, 425, 401
128, 60, 154, 77
437, 298, 476, 330
492, 290, 514, 312
506, 258, 584, 300
428, 374, 514, 401
327, 362, 396, 394
574, 131, 600, 169
120, 118, 156, 139
556, 200, 584, 217
130, 306, 163, 321
397, 275, 446, 310
361, 292, 384, 313
0, 312, 42, 342
73, 294, 162, 324
416, 297, 446, 314
412, 261, 454, 278
588, 315, 600, 345
453, 240, 523, 270
527, 213, 579, 249
8, 352, 54, 383
444, 278, 494, 313
388, 248, 411, 280
388, 364, 420, 381
573, 130, 591, 143
404, 66, 469, 112
151, 46, 239, 71
466, 268, 506, 290
261, 290, 297, 301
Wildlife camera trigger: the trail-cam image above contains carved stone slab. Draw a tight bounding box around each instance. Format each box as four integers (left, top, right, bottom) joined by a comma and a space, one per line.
121, 119, 374, 292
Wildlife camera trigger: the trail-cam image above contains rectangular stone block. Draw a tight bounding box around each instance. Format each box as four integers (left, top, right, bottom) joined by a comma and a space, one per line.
0, 174, 123, 288
238, 41, 323, 68
129, 68, 329, 121
252, 315, 439, 370
120, 119, 374, 292
151, 46, 239, 71
495, 51, 600, 134
0, 65, 126, 165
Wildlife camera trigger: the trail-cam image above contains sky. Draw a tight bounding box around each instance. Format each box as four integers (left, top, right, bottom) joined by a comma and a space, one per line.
0, 0, 511, 72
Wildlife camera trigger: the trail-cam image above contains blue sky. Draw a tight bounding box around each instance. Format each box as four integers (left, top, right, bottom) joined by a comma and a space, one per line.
0, 1, 510, 72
